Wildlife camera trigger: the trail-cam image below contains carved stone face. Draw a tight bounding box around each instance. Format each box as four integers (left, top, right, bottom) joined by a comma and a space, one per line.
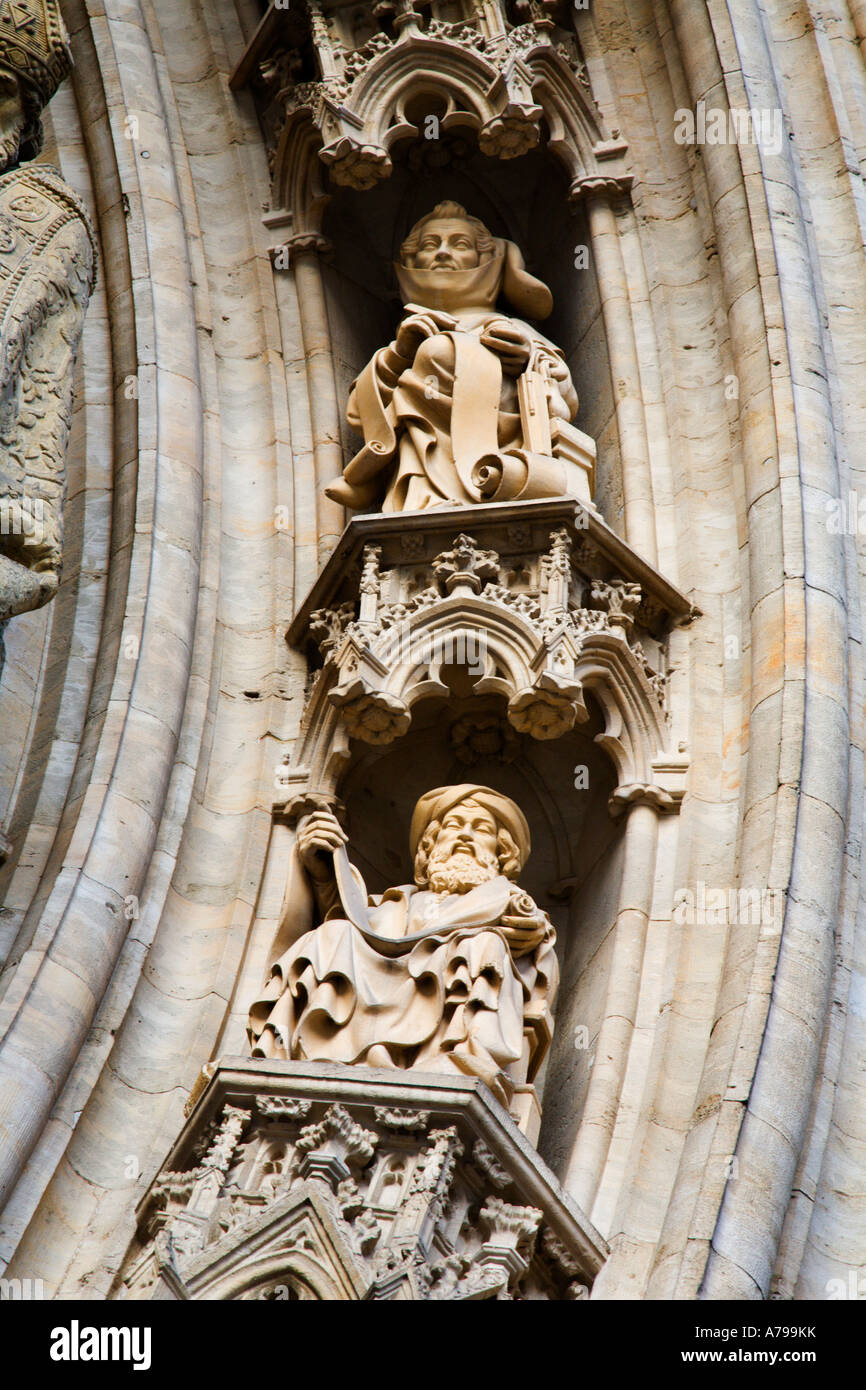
425, 798, 501, 894
0, 71, 26, 171
408, 218, 481, 272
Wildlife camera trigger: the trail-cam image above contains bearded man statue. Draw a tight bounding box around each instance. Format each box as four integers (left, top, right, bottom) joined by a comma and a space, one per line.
0, 0, 97, 633
324, 202, 585, 514
248, 786, 559, 1111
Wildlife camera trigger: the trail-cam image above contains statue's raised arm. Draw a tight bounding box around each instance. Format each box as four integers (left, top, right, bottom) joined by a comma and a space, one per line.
325, 202, 590, 514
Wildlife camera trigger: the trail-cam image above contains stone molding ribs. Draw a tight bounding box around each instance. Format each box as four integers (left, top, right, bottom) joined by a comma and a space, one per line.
116, 1059, 607, 1301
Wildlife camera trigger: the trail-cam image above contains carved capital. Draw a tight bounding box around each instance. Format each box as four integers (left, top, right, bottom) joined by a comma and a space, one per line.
591, 577, 642, 636
282, 789, 344, 827
608, 782, 684, 818
477, 1197, 542, 1287
569, 174, 633, 208
274, 232, 333, 267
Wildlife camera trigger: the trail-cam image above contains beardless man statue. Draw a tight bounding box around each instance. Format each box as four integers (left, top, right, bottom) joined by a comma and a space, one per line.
324, 201, 579, 514
248, 785, 559, 1109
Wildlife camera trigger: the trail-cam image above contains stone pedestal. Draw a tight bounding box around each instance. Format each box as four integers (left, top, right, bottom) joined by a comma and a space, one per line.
116, 1059, 607, 1302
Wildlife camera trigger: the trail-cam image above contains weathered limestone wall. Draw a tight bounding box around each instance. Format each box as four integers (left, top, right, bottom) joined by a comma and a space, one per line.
0, 0, 863, 1302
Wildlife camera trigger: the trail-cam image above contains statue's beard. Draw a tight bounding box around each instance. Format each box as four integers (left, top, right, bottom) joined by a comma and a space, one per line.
426, 843, 499, 894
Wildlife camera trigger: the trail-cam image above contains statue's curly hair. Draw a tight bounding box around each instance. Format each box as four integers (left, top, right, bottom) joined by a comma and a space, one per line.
413, 817, 522, 887
400, 201, 496, 265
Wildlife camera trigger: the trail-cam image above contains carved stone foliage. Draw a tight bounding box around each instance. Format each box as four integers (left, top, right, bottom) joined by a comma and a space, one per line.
277, 500, 691, 816
117, 1062, 607, 1302
230, 0, 631, 226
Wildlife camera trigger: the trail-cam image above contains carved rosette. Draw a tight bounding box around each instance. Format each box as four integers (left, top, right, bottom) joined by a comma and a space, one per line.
116, 1064, 607, 1302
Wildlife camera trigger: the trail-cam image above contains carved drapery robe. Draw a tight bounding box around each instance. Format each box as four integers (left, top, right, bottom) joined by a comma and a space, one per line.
248, 866, 558, 1106
326, 251, 579, 513
347, 313, 576, 513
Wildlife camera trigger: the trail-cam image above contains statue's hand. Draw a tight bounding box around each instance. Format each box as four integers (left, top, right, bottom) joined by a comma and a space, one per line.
297, 810, 347, 882
479, 319, 533, 375
500, 889, 549, 951
394, 308, 457, 361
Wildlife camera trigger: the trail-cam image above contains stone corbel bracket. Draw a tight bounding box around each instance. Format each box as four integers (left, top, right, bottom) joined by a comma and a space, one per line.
115, 1059, 608, 1302
274, 498, 695, 817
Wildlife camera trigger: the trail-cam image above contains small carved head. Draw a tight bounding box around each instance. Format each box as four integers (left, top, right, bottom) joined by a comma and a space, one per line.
397, 202, 553, 319
411, 786, 529, 893
399, 201, 495, 273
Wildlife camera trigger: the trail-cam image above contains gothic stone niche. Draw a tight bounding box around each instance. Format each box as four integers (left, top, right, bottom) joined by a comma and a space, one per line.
264, 499, 691, 1163
116, 1060, 608, 1302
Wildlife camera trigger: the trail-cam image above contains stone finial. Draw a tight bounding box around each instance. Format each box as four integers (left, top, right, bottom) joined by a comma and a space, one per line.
432, 534, 500, 595
295, 1104, 378, 1188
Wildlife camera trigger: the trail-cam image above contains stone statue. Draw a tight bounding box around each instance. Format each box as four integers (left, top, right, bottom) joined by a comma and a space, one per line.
0, 0, 96, 631
249, 785, 559, 1109
324, 201, 591, 513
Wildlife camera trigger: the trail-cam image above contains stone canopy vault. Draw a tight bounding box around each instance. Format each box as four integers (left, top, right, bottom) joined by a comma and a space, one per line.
0, 0, 865, 1310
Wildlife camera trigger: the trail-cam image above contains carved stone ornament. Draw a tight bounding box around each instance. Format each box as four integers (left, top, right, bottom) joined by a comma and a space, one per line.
230, 0, 631, 225
277, 499, 692, 819
115, 1060, 608, 1302
0, 0, 97, 631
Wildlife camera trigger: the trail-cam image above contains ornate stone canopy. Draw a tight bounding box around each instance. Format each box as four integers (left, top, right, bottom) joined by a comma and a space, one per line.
230, 0, 632, 231
279, 498, 692, 815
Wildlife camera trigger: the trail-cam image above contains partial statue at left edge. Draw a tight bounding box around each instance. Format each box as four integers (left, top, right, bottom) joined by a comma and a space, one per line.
0, 0, 96, 634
